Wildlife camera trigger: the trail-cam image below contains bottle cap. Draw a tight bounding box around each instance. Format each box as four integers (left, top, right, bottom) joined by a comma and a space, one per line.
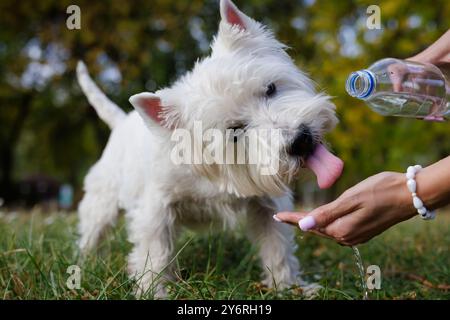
346, 70, 376, 99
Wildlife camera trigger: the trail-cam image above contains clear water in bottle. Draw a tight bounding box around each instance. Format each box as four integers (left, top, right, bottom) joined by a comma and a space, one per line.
346, 58, 450, 121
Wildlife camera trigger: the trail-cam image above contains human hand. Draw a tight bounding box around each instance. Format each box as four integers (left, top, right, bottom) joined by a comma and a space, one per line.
388, 29, 450, 91
408, 29, 450, 65
387, 29, 450, 121
275, 172, 417, 246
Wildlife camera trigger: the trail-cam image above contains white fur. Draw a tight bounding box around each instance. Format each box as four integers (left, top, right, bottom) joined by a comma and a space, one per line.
77, 0, 337, 298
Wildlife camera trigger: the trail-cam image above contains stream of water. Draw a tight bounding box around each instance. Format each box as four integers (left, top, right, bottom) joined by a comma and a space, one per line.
352, 246, 369, 300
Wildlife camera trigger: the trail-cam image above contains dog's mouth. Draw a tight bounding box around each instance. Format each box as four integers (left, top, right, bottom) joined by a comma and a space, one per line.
303, 143, 344, 189
287, 125, 344, 189
226, 122, 344, 189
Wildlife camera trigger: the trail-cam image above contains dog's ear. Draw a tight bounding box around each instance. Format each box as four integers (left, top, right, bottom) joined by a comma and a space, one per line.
129, 92, 175, 129
220, 0, 250, 31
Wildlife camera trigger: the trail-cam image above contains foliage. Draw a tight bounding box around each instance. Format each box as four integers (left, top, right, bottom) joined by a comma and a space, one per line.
0, 0, 449, 201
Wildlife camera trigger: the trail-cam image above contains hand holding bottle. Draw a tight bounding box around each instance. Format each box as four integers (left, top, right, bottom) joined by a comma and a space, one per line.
387, 30, 450, 120
408, 30, 450, 65
388, 31, 450, 94
346, 29, 450, 121
384, 30, 450, 95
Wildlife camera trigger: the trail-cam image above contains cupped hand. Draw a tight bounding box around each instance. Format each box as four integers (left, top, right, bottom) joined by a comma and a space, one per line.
275, 172, 417, 246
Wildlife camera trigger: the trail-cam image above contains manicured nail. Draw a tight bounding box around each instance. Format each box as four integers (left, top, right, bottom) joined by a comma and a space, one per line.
272, 214, 282, 222
298, 216, 316, 231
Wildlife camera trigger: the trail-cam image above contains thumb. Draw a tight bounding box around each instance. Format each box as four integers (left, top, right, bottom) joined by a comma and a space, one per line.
297, 198, 352, 231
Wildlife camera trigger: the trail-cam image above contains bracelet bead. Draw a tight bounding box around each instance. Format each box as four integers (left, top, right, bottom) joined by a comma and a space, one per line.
405, 165, 435, 221
407, 179, 416, 193
406, 171, 415, 179
418, 207, 427, 215
412, 196, 423, 209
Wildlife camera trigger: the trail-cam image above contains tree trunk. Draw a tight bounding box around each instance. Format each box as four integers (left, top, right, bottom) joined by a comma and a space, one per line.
0, 93, 32, 204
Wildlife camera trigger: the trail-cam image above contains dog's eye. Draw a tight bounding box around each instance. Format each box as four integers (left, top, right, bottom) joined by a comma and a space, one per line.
265, 83, 277, 97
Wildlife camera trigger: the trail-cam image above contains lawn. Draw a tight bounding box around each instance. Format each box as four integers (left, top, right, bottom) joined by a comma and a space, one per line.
0, 209, 449, 300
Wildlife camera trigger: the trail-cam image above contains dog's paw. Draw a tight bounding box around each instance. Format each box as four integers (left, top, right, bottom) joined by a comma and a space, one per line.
133, 278, 168, 300
261, 276, 298, 293
261, 277, 322, 299
300, 282, 323, 299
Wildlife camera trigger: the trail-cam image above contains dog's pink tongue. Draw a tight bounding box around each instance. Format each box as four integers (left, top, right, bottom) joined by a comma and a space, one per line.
305, 144, 344, 189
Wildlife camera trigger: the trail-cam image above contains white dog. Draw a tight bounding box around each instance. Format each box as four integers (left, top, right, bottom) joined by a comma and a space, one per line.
76, 0, 343, 298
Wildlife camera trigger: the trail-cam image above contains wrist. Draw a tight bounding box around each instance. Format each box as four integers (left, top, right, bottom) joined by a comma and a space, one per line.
416, 157, 450, 210
383, 172, 417, 221
415, 167, 441, 210
385, 172, 417, 220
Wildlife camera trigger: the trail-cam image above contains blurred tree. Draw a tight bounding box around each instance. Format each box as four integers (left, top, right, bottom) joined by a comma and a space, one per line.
0, 0, 449, 205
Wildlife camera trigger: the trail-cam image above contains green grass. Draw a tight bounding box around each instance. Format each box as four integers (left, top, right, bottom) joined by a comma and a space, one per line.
0, 210, 449, 300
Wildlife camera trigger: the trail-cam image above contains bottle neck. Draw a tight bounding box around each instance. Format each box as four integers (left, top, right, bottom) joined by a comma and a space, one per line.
346, 70, 376, 99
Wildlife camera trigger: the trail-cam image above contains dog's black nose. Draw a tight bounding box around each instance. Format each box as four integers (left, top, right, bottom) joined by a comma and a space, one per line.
287, 125, 315, 158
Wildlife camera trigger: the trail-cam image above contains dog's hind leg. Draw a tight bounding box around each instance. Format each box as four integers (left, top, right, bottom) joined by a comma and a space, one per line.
78, 163, 119, 252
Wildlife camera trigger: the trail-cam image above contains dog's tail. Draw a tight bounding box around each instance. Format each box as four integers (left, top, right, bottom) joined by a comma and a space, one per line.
76, 61, 126, 129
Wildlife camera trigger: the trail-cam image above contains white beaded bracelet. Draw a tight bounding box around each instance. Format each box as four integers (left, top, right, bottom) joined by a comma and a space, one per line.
405, 165, 436, 220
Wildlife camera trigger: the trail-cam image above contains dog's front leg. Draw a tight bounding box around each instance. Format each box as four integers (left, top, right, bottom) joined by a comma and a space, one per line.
246, 197, 301, 290
127, 197, 175, 299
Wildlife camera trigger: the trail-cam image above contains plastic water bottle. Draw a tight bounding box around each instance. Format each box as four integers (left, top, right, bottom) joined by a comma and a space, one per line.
346, 58, 450, 121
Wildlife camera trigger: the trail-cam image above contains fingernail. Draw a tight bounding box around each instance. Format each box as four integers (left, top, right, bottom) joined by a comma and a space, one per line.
272, 214, 282, 223
298, 216, 316, 231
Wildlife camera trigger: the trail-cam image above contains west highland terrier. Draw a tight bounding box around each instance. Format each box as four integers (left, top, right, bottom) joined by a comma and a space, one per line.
76, 0, 344, 298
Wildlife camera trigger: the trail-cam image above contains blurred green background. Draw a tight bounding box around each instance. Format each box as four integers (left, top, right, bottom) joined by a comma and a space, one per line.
0, 0, 449, 206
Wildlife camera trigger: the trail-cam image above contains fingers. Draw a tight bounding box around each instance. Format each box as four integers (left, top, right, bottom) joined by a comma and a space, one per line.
309, 229, 335, 241
387, 63, 407, 92
274, 211, 365, 246
273, 197, 354, 231
408, 30, 450, 65
320, 207, 390, 246
275, 195, 358, 233
298, 196, 358, 231
273, 212, 337, 241
274, 212, 307, 226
